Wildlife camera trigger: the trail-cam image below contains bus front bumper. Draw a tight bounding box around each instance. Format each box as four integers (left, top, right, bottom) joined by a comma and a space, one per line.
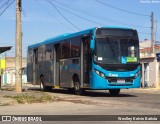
90, 72, 141, 90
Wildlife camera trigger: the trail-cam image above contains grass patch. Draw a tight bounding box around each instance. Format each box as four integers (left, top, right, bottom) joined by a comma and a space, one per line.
1, 87, 15, 91
4, 93, 53, 104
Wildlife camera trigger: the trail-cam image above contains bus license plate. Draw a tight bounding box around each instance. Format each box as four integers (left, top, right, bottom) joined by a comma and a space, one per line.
117, 79, 125, 83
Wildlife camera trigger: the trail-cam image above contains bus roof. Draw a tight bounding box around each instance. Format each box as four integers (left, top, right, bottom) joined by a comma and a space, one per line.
102, 26, 135, 30
28, 28, 95, 49
28, 26, 135, 49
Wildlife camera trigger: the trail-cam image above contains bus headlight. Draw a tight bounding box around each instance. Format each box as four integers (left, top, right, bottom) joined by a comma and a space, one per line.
95, 70, 100, 75
100, 73, 105, 78
94, 69, 105, 78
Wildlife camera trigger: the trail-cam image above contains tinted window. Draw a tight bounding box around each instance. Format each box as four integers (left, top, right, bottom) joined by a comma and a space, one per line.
61, 40, 70, 59
60, 37, 81, 59
45, 44, 53, 61
28, 49, 33, 63
96, 28, 137, 37
94, 37, 139, 64
38, 45, 45, 62
70, 37, 80, 57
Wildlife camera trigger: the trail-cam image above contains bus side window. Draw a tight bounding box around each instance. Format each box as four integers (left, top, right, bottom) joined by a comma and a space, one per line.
45, 44, 52, 61
34, 49, 38, 64
70, 38, 80, 58
28, 49, 33, 63
61, 41, 70, 59
38, 46, 45, 62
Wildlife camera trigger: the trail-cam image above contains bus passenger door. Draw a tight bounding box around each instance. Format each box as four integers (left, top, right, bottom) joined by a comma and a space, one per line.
54, 44, 60, 86
33, 48, 38, 85
82, 37, 90, 86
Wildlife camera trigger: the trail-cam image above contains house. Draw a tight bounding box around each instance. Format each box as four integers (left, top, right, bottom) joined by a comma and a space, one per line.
0, 46, 12, 88
139, 40, 160, 88
2, 67, 27, 85
0, 57, 27, 85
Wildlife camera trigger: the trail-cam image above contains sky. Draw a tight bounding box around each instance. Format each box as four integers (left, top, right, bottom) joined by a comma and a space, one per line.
0, 0, 160, 57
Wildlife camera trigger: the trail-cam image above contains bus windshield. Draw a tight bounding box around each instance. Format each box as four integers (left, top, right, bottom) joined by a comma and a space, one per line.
94, 37, 139, 64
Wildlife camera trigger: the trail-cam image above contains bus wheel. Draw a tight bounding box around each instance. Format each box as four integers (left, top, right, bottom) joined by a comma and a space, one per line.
40, 77, 45, 91
40, 77, 52, 92
109, 89, 120, 96
74, 80, 84, 95
74, 81, 80, 95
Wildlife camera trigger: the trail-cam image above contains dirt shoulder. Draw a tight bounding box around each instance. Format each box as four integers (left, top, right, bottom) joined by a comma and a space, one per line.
0, 83, 160, 106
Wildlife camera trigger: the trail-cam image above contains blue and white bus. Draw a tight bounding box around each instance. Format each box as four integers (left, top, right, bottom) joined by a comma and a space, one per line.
27, 27, 140, 96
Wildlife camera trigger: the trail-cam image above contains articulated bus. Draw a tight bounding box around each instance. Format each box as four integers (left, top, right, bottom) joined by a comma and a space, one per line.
27, 27, 141, 96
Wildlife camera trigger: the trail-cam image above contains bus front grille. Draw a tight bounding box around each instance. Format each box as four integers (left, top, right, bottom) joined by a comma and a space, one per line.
107, 78, 133, 83
108, 83, 133, 86
107, 77, 134, 86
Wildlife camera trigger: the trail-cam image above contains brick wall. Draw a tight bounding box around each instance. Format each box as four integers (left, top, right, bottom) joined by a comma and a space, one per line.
5, 57, 26, 69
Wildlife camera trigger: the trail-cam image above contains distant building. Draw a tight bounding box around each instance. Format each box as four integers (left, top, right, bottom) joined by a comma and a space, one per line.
5, 57, 26, 68
140, 40, 160, 58
1, 57, 27, 85
139, 40, 160, 88
2, 67, 27, 85
0, 46, 12, 87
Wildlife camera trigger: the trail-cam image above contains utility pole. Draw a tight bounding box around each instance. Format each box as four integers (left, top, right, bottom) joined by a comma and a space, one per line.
15, 0, 22, 93
155, 20, 157, 43
151, 12, 155, 54
0, 54, 1, 90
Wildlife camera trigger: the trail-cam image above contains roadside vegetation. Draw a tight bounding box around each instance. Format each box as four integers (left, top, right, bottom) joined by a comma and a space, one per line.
1, 87, 15, 91
3, 93, 59, 104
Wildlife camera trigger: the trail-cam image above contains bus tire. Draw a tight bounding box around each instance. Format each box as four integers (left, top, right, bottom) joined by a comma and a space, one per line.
73, 78, 84, 95
40, 77, 52, 92
40, 76, 45, 91
109, 89, 120, 96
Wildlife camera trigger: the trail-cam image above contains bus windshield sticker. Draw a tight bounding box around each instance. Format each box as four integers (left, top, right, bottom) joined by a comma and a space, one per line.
121, 57, 137, 63
121, 57, 127, 64
98, 57, 103, 61
126, 57, 137, 62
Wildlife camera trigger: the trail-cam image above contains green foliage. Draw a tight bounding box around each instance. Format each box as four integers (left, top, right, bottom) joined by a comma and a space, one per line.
4, 93, 52, 104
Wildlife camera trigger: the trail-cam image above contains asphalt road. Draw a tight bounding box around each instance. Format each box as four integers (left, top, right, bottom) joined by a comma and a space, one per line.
0, 86, 160, 124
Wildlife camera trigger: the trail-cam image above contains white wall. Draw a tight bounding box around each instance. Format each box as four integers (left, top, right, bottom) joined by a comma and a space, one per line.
1, 68, 27, 85
140, 57, 158, 87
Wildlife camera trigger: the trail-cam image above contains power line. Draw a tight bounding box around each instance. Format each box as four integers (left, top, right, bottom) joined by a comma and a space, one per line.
49, 1, 104, 27
95, 0, 150, 17
0, 0, 9, 9
48, 0, 81, 30
53, 0, 150, 29
0, 0, 15, 16
34, 0, 74, 31
22, 8, 26, 17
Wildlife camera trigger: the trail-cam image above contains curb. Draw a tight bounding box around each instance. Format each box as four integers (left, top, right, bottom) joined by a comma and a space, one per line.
122, 88, 160, 94
137, 88, 160, 91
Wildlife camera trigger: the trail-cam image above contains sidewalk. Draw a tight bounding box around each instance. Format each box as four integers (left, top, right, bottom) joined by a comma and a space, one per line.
0, 90, 18, 106
122, 87, 160, 94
